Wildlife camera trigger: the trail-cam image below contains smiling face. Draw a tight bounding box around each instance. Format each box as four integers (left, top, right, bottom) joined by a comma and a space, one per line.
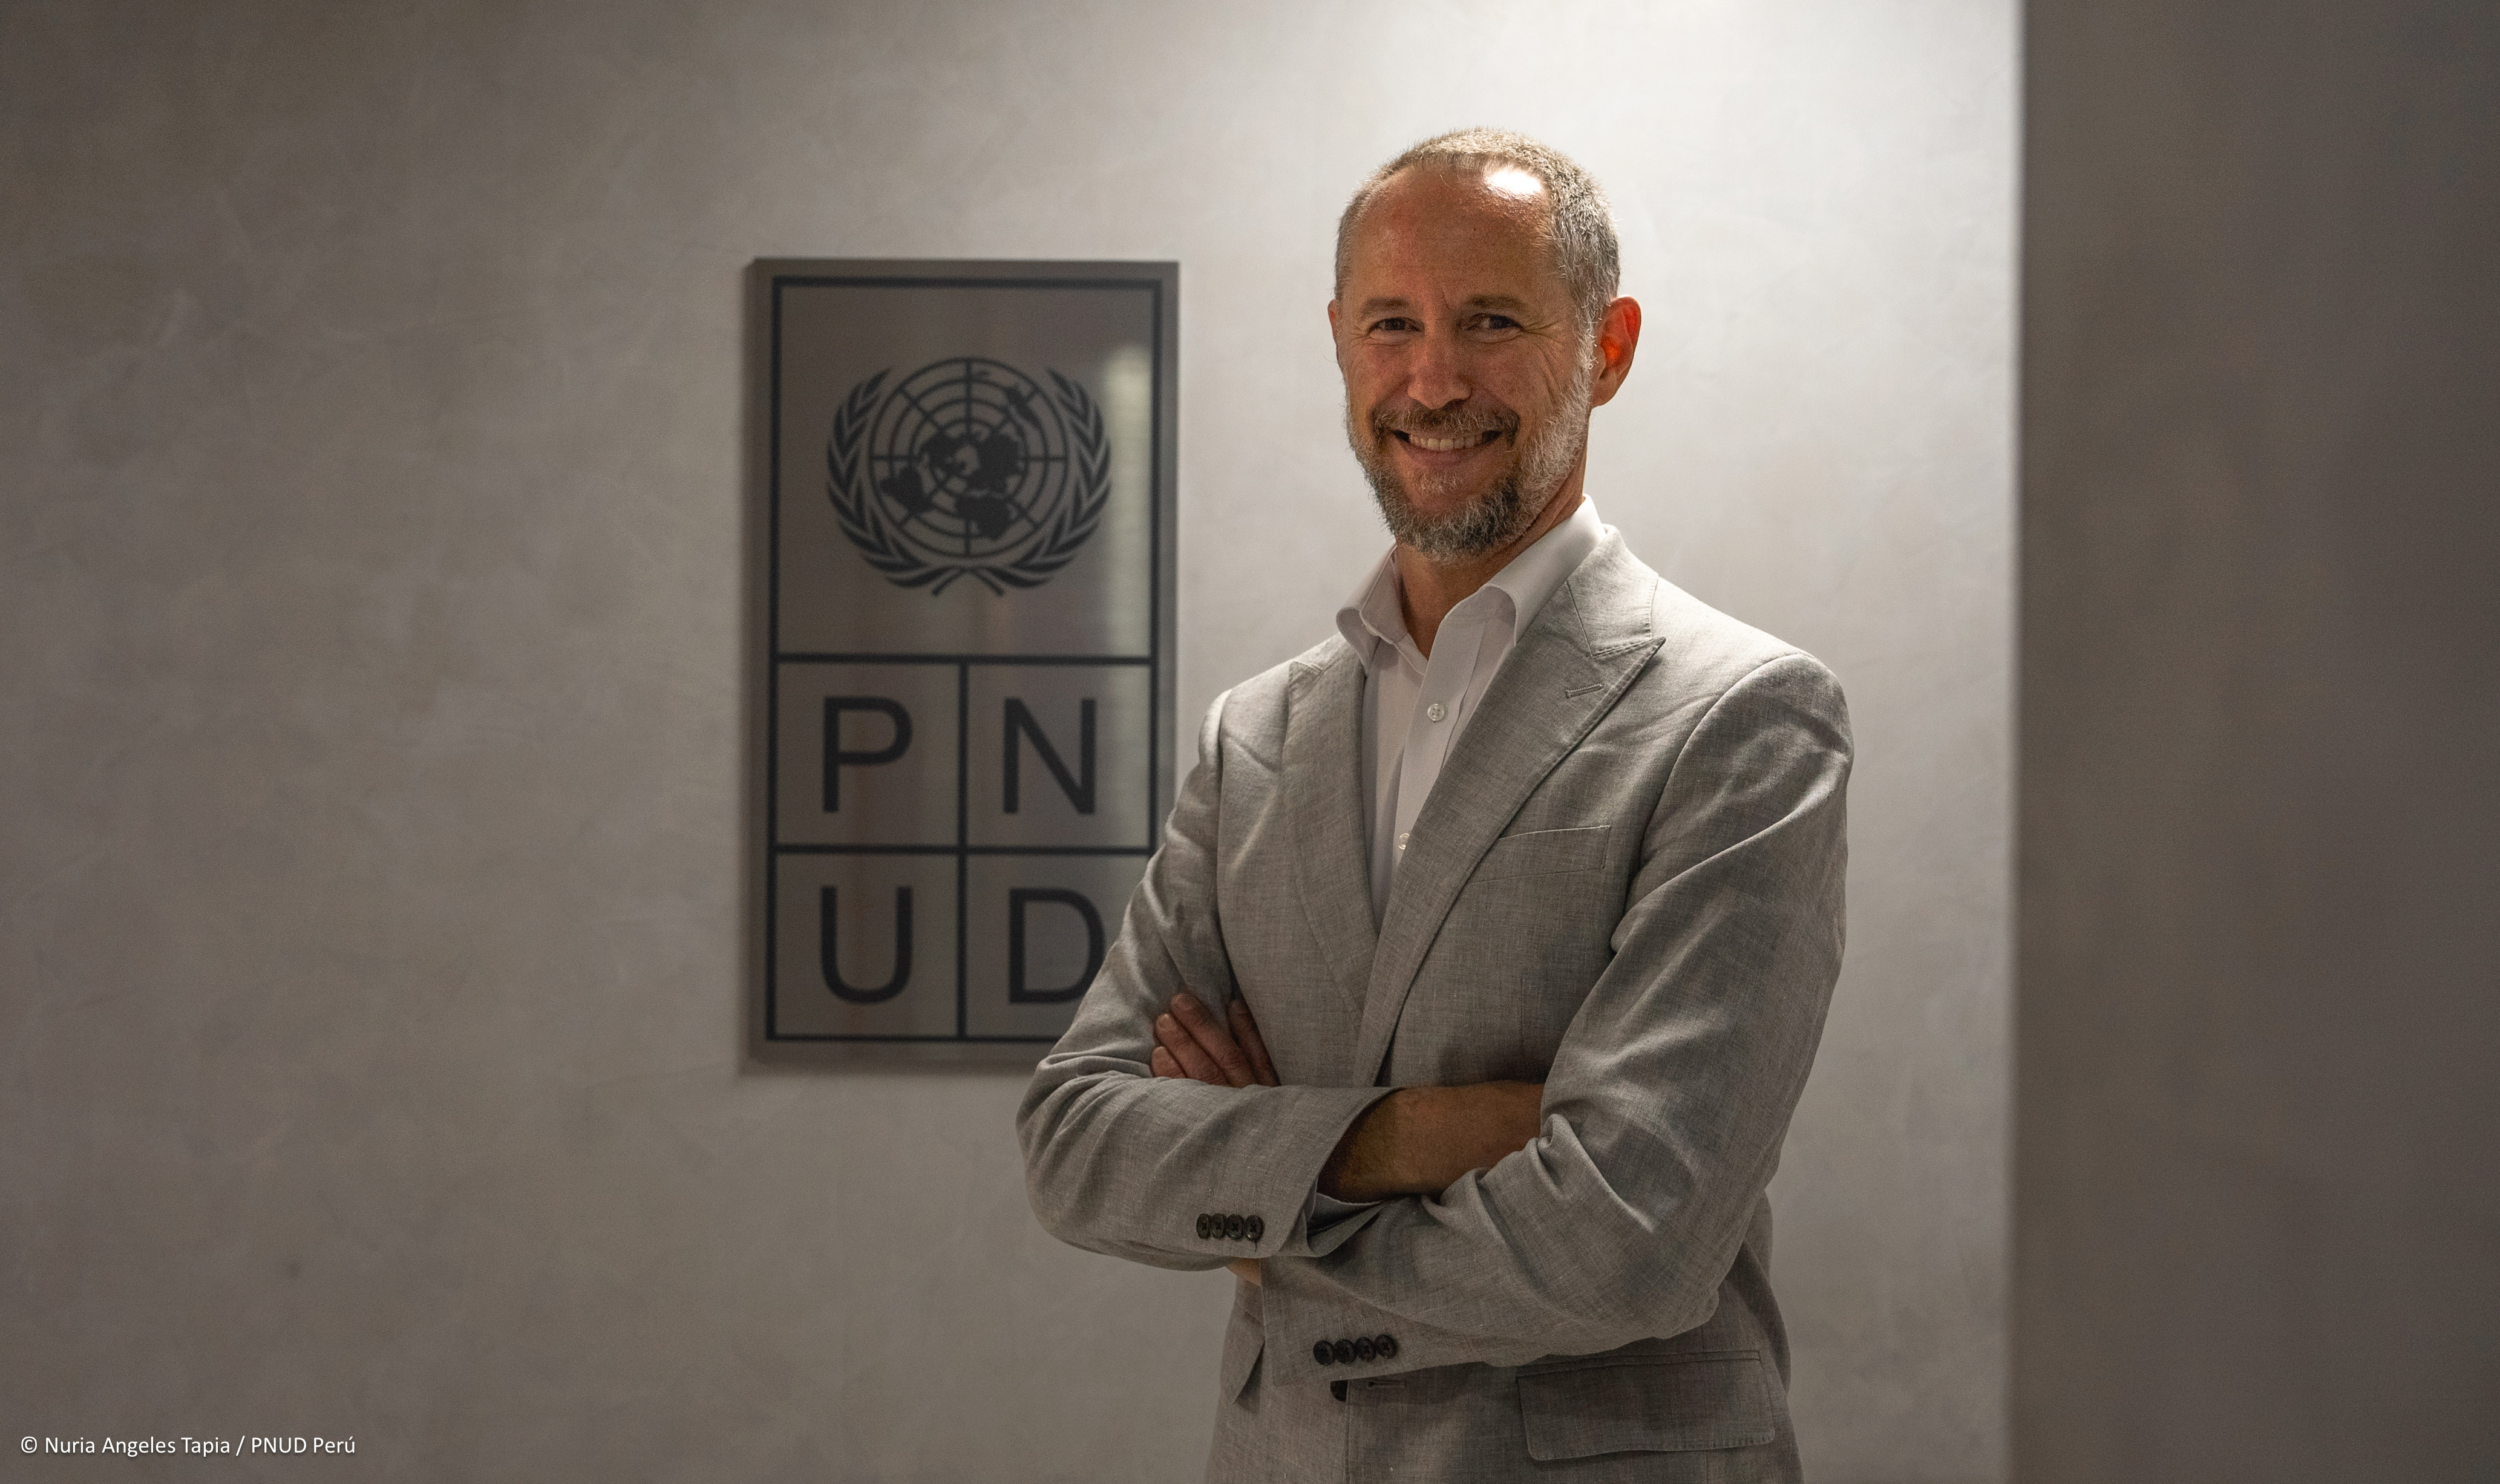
1332, 165, 1598, 563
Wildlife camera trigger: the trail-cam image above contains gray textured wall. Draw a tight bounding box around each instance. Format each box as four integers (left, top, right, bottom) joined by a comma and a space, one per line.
1, 2, 2012, 1479
2017, 4, 2500, 1480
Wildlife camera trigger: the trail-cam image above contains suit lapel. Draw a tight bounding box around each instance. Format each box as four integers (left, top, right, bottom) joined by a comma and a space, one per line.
1351, 537, 1665, 1083
1283, 644, 1377, 1021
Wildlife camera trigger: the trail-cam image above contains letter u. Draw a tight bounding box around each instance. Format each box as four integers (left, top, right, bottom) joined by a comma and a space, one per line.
820, 885, 911, 1004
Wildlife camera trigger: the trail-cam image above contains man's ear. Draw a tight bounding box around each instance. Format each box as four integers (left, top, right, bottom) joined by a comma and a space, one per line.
1589, 296, 1643, 408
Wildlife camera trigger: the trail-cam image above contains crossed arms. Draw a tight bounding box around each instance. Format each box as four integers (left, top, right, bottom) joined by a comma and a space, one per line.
1149, 990, 1542, 1284
1017, 650, 1853, 1387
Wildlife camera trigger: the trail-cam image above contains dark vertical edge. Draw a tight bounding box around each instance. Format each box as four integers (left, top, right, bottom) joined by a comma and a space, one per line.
956, 660, 970, 1039
1147, 278, 1161, 852
763, 270, 787, 1042
1150, 264, 1179, 851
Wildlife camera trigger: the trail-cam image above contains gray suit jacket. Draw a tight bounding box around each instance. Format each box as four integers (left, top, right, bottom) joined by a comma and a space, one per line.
1018, 534, 1851, 1482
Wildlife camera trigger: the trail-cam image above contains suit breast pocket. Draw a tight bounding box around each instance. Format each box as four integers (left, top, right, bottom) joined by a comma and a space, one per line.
1445, 824, 1617, 976
1469, 824, 1612, 882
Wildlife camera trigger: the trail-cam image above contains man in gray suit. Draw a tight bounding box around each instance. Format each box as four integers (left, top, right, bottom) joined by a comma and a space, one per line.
1018, 128, 1851, 1482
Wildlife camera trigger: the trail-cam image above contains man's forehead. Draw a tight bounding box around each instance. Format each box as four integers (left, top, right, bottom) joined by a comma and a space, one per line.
1343, 169, 1565, 303
1361, 162, 1550, 235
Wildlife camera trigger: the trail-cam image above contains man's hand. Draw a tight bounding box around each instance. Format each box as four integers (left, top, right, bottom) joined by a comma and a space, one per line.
1150, 991, 1278, 1087
1150, 992, 1545, 1204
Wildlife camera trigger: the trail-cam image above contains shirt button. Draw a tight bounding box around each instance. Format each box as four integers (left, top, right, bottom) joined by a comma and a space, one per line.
1426, 702, 1447, 722
1395, 832, 1410, 851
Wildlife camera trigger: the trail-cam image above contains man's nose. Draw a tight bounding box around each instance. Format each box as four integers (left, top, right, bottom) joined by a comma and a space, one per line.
1402, 331, 1472, 410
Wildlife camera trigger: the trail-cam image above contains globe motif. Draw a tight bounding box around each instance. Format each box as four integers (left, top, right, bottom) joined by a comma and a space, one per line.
863, 358, 1072, 563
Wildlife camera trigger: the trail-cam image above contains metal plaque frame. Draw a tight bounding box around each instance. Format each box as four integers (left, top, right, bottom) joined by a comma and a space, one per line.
749, 259, 1178, 1062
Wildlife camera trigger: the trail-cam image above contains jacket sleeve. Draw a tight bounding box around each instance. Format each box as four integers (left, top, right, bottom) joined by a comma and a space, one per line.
1016, 690, 1393, 1271
1254, 652, 1852, 1385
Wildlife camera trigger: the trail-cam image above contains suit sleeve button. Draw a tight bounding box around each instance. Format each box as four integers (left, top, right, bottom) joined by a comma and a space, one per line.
1353, 1336, 1376, 1362
1223, 1214, 1245, 1240
1196, 1214, 1212, 1240
1246, 1215, 1265, 1242
1332, 1339, 1357, 1365
1313, 1341, 1336, 1367
1375, 1333, 1399, 1359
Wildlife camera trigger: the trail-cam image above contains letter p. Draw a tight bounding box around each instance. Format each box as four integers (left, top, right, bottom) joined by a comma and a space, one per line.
823, 698, 912, 812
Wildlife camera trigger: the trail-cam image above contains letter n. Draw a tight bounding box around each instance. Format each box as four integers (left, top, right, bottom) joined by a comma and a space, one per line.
1008, 887, 1105, 1004
820, 885, 911, 1004
1003, 698, 1095, 814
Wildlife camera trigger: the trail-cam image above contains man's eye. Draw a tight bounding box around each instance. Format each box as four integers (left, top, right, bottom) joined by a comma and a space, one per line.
1474, 315, 1521, 332
1369, 318, 1419, 335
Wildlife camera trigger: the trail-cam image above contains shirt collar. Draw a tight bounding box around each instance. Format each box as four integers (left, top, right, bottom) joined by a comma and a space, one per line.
1335, 549, 1411, 666
1334, 498, 1606, 665
1477, 496, 1605, 641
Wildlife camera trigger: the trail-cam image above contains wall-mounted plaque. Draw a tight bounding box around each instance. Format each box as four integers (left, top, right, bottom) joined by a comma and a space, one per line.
753, 259, 1177, 1057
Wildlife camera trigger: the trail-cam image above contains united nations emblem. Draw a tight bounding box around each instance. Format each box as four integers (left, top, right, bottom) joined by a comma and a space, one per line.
825, 357, 1111, 596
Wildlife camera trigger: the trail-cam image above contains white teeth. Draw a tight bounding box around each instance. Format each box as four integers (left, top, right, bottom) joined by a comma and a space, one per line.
1410, 435, 1473, 453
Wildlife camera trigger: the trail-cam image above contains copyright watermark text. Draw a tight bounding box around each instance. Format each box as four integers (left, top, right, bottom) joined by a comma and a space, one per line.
20, 1436, 355, 1457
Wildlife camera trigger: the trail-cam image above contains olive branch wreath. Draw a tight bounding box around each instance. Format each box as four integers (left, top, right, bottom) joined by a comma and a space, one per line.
826, 367, 1112, 597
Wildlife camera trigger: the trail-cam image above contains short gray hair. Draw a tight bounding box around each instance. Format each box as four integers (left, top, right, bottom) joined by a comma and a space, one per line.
1333, 128, 1621, 336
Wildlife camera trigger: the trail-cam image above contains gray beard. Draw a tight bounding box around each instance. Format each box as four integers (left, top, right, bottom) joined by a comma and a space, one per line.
1351, 365, 1594, 564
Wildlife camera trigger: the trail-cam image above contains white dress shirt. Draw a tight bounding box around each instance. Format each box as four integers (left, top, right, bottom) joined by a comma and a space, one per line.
1333, 498, 1608, 920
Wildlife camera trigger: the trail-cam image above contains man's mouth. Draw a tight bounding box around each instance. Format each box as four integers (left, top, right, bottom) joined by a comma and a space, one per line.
1395, 429, 1502, 453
